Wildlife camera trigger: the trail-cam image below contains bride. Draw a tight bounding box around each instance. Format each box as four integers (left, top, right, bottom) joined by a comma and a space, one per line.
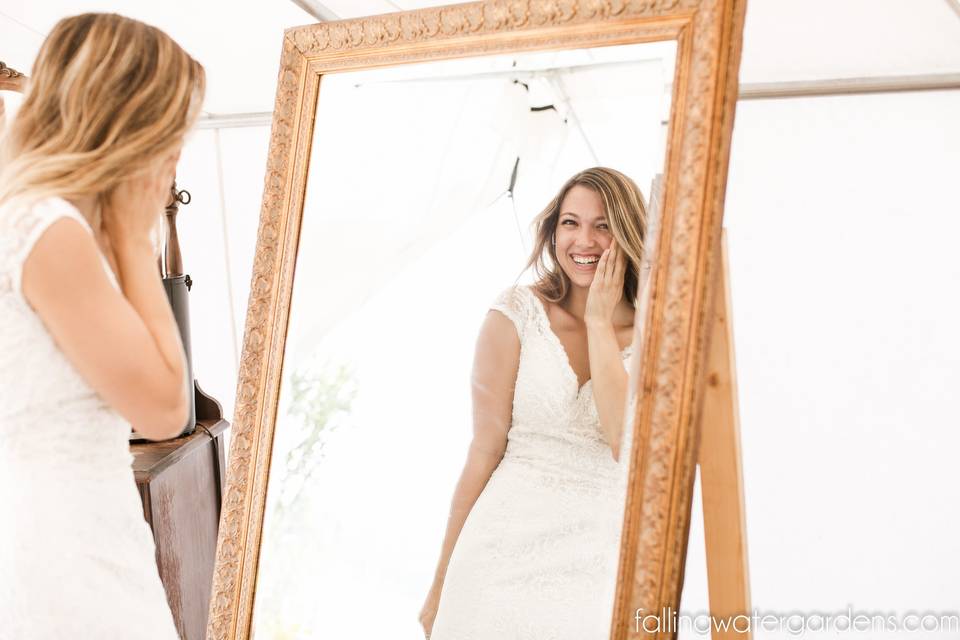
420, 167, 648, 639
0, 14, 204, 639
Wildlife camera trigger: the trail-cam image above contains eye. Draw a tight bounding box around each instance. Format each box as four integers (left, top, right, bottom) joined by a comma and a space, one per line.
597, 223, 609, 230
560, 219, 576, 226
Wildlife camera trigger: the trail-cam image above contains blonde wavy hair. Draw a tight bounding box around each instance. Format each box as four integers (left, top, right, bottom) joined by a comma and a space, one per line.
526, 167, 648, 305
0, 13, 205, 220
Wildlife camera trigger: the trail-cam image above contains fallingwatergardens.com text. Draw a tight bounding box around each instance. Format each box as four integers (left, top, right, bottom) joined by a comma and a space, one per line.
635, 606, 960, 636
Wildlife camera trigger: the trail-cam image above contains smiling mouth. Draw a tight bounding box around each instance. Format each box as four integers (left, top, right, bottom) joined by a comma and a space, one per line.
571, 254, 600, 266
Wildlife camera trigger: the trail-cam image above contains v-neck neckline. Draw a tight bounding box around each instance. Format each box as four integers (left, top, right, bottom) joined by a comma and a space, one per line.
526, 286, 633, 396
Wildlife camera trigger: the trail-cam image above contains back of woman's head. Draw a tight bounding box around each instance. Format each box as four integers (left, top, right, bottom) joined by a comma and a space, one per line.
0, 13, 205, 206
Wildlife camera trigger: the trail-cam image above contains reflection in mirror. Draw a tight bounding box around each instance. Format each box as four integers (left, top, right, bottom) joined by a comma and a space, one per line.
253, 41, 676, 638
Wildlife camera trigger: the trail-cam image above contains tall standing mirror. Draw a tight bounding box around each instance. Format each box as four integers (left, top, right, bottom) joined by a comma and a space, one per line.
208, 3, 747, 639
253, 41, 675, 638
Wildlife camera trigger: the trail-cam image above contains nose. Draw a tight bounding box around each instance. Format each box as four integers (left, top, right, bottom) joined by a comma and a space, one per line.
575, 225, 602, 248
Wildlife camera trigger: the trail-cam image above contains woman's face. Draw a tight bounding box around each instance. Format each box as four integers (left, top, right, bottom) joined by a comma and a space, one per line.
554, 184, 614, 289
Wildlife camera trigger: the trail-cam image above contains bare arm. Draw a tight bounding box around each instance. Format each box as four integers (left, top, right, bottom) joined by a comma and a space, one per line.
585, 240, 632, 461
22, 154, 188, 440
22, 217, 189, 441
419, 308, 520, 636
587, 319, 629, 461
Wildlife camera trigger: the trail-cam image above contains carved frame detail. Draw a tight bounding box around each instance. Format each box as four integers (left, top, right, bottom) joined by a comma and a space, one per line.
208, 1, 748, 638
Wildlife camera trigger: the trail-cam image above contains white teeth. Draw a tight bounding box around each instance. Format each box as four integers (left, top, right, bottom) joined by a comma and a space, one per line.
572, 255, 599, 265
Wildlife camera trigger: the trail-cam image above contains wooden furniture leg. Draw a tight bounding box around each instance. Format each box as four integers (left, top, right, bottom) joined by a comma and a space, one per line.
698, 232, 752, 640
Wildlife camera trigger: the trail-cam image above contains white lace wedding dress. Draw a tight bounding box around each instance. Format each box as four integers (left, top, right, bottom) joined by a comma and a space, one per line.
0, 197, 179, 639
430, 283, 632, 640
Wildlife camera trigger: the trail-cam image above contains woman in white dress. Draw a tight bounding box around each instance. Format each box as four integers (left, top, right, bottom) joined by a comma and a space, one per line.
0, 14, 204, 639
420, 167, 649, 639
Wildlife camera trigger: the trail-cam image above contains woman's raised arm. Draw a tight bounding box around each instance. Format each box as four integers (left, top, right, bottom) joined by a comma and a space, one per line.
21, 162, 189, 441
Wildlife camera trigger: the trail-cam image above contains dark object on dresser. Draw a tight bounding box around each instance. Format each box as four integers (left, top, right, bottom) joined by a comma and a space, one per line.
131, 381, 228, 640
161, 183, 197, 436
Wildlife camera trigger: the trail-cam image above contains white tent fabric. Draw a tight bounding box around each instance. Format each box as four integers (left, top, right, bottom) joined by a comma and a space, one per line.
2, 2, 959, 637
1, 1, 311, 113
4, 1, 960, 113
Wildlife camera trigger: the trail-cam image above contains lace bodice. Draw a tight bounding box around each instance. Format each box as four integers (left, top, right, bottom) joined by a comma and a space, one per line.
490, 283, 633, 494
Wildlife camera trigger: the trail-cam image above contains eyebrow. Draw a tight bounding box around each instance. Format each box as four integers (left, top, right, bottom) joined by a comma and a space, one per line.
560, 212, 607, 221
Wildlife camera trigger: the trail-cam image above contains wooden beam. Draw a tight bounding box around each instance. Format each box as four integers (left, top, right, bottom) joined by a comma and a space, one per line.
698, 231, 752, 640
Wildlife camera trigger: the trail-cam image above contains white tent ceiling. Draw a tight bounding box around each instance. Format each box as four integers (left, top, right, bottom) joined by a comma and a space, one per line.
3, 0, 960, 115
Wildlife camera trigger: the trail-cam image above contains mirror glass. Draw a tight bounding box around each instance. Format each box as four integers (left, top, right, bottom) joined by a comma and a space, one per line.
252, 40, 677, 638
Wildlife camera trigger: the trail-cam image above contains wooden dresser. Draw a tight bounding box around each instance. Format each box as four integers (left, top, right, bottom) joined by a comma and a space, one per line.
131, 392, 228, 640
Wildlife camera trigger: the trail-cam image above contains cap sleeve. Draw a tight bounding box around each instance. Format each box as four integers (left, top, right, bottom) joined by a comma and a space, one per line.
489, 284, 532, 345
0, 197, 93, 303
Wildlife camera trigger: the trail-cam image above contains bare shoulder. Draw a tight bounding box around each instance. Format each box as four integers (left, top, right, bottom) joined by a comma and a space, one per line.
474, 308, 520, 389
21, 216, 114, 304
482, 305, 520, 348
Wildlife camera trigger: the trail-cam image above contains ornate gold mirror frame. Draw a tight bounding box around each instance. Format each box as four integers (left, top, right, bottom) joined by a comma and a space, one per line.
208, 1, 747, 638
